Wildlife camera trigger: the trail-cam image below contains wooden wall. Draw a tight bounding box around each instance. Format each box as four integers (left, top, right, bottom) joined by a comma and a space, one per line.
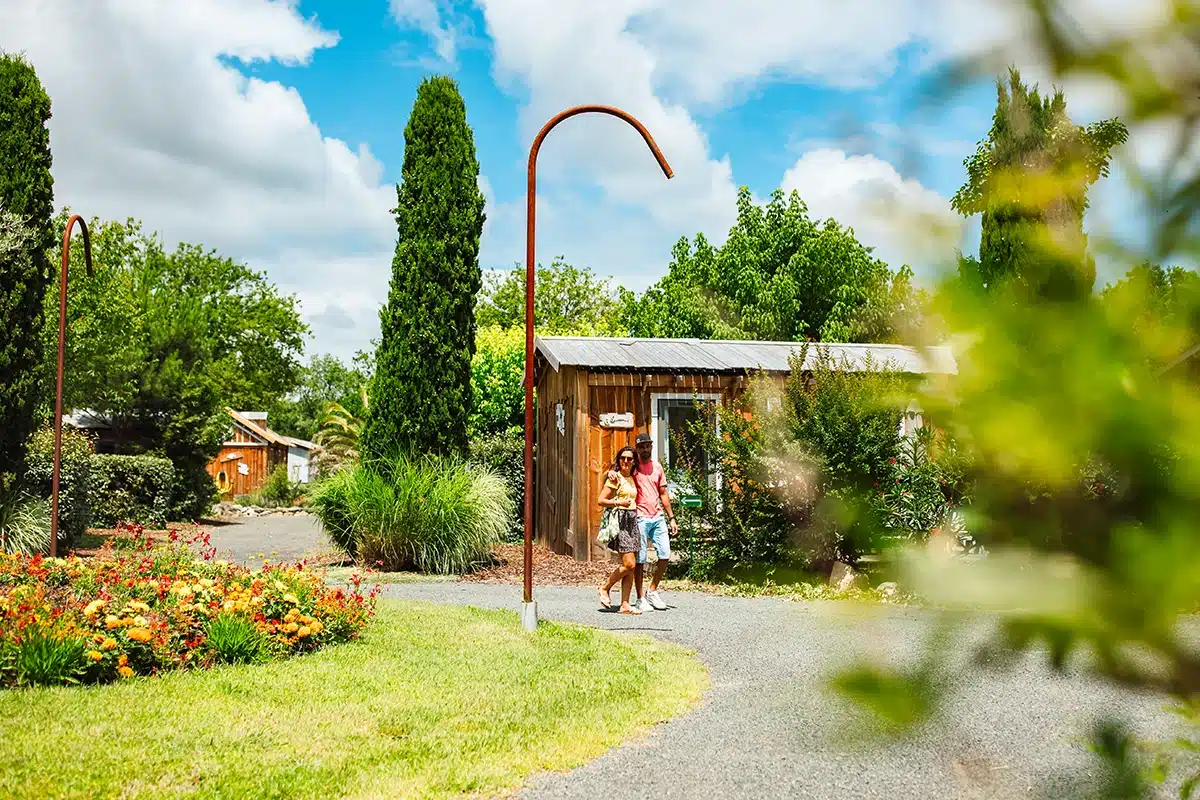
205, 423, 287, 498
535, 365, 581, 557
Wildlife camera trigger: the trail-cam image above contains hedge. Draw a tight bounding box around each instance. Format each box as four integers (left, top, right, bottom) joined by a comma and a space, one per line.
89, 454, 175, 528
24, 426, 92, 546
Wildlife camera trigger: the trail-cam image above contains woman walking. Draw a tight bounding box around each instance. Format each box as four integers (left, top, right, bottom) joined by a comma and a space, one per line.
597, 446, 642, 614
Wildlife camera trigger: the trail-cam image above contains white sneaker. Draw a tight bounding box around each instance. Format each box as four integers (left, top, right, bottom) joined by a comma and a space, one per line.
647, 590, 667, 610
636, 596, 653, 613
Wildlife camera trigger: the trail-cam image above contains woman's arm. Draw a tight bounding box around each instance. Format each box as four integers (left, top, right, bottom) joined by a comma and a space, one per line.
597, 481, 621, 509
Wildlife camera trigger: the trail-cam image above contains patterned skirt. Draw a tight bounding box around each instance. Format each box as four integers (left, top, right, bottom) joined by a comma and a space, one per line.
608, 509, 640, 554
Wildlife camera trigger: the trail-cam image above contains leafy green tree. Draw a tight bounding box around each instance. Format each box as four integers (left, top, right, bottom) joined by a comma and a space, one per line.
362, 75, 485, 461
951, 68, 1128, 300
832, 9, 1198, 795
46, 216, 307, 519
622, 187, 923, 343
269, 353, 370, 441
0, 53, 54, 483
476, 257, 622, 334
469, 326, 524, 438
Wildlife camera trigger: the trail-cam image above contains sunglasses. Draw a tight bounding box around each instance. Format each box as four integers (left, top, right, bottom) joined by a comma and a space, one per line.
618, 456, 634, 462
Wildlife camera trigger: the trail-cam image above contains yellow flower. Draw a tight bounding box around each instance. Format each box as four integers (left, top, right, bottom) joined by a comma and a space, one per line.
200, 578, 215, 588
133, 615, 149, 628
283, 622, 299, 634
118, 666, 134, 678
222, 600, 236, 612
104, 615, 121, 630
296, 626, 311, 638
127, 627, 153, 643
84, 600, 105, 617
86, 650, 103, 662
127, 601, 150, 613
283, 594, 299, 605
309, 621, 323, 635
117, 654, 128, 667
101, 638, 117, 651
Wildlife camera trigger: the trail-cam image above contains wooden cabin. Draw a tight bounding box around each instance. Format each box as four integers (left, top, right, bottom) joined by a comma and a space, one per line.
532, 336, 957, 562
206, 409, 316, 498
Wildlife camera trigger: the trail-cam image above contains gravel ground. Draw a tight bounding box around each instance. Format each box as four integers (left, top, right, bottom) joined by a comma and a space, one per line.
381, 581, 1184, 800
200, 514, 333, 566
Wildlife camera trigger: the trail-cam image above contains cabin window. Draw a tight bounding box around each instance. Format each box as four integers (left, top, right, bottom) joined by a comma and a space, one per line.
650, 392, 722, 493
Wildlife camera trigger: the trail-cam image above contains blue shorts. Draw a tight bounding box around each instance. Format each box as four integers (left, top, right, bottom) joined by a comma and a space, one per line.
637, 514, 671, 564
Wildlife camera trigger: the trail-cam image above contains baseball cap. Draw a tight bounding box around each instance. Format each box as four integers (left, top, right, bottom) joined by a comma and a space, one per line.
635, 433, 652, 444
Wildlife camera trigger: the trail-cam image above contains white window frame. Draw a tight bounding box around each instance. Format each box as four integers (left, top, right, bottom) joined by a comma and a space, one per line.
649, 391, 723, 497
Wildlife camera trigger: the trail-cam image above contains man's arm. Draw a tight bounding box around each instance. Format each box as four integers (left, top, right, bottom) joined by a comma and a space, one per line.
658, 477, 678, 534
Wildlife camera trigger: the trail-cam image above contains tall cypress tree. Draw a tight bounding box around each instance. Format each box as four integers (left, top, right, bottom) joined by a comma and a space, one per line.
0, 52, 55, 481
361, 76, 485, 461
951, 69, 1127, 300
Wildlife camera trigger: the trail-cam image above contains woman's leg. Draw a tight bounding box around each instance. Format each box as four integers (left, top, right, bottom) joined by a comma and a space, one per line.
600, 555, 631, 607
619, 553, 637, 609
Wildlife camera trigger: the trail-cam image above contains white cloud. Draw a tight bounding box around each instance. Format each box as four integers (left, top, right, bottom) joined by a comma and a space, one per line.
389, 0, 465, 65
781, 149, 963, 275
0, 0, 396, 363
467, 0, 1177, 295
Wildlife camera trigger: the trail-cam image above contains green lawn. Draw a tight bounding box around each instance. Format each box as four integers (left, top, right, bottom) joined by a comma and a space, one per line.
0, 601, 708, 799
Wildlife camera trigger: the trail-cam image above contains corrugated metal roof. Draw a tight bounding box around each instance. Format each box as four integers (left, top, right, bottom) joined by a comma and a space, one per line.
535, 336, 956, 374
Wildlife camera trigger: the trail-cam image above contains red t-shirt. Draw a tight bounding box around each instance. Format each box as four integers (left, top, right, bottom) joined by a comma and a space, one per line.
633, 460, 666, 519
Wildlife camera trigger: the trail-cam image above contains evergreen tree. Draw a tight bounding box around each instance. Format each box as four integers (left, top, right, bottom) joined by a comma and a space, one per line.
0, 53, 54, 482
361, 76, 485, 461
951, 68, 1127, 300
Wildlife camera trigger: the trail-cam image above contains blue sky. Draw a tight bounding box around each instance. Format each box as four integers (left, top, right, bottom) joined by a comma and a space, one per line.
0, 0, 1171, 361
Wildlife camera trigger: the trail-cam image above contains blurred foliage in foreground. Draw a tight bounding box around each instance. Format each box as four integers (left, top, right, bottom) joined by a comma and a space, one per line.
832, 1, 1200, 796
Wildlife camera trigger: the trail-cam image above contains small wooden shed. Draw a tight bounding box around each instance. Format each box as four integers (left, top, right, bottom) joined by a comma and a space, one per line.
206, 409, 314, 498
532, 336, 957, 562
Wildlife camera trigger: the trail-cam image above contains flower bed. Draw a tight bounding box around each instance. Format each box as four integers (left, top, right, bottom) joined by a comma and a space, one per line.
0, 524, 378, 688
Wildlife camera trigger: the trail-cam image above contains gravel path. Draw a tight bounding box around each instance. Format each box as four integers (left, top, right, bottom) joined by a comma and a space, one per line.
201, 514, 331, 566
381, 582, 1182, 800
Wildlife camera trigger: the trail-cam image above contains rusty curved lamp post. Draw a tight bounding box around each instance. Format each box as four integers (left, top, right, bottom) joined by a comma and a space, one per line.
521, 105, 673, 630
49, 215, 94, 557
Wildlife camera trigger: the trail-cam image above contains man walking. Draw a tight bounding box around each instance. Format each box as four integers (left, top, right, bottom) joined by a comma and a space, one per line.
629, 432, 677, 612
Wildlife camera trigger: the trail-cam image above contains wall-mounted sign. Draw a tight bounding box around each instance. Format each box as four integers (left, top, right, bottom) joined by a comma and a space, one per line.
237, 462, 250, 476
599, 412, 634, 429
555, 403, 565, 435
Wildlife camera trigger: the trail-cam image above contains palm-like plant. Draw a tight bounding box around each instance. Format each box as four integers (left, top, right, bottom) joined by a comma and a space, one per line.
313, 387, 367, 476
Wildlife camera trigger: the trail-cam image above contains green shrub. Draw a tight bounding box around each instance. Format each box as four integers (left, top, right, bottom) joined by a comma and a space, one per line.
204, 614, 267, 665
468, 429, 524, 542
785, 345, 909, 562
89, 454, 174, 527
23, 426, 92, 545
169, 459, 218, 522
0, 490, 50, 555
671, 383, 820, 580
311, 454, 512, 573
252, 464, 302, 508
13, 632, 85, 687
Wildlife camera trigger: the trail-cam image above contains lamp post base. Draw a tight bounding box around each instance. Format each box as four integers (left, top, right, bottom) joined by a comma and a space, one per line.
520, 600, 538, 632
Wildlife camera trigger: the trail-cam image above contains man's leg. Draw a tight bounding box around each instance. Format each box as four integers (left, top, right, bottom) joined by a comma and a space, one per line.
634, 518, 649, 600
646, 516, 671, 609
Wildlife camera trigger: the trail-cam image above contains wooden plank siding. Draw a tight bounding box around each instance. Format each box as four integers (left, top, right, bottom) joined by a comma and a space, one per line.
205, 421, 287, 498
535, 365, 578, 556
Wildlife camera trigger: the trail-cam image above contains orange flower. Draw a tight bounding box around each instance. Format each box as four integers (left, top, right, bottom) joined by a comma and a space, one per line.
117, 654, 128, 667
309, 621, 323, 635
297, 626, 311, 638
86, 650, 103, 662
283, 622, 299, 634
118, 666, 134, 678
127, 627, 153, 643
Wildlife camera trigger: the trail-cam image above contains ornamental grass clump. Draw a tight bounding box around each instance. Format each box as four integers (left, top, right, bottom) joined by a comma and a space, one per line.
311, 454, 512, 574
0, 524, 378, 688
